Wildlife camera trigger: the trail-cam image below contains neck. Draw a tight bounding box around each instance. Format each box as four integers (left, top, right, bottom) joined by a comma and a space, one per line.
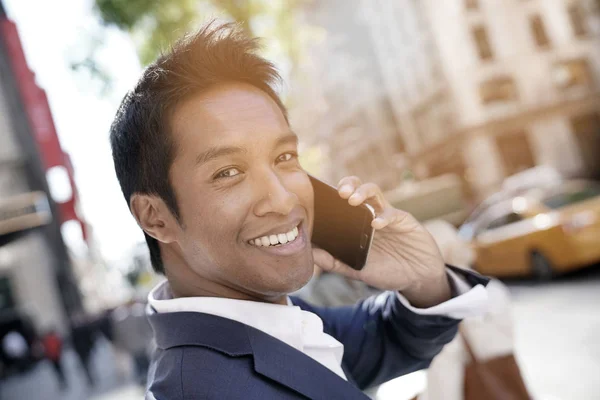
161, 245, 288, 305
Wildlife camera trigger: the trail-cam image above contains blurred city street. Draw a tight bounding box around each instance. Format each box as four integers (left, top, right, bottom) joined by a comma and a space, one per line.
508, 265, 600, 400
0, 338, 143, 400
0, 0, 599, 399
375, 264, 600, 400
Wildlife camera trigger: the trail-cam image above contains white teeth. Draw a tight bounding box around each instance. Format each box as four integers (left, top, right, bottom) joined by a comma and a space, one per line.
251, 225, 300, 247
269, 235, 278, 245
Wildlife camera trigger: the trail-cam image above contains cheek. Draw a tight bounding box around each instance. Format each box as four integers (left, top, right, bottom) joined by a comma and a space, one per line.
183, 195, 246, 242
292, 173, 314, 226
180, 199, 247, 272
172, 177, 242, 240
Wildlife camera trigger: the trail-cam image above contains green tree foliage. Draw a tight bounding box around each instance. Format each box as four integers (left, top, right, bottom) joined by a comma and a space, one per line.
94, 0, 307, 67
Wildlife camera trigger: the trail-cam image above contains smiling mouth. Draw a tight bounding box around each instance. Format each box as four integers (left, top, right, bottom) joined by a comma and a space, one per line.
248, 224, 300, 247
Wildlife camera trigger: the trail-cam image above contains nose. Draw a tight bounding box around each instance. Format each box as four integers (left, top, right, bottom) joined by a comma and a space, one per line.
253, 171, 297, 217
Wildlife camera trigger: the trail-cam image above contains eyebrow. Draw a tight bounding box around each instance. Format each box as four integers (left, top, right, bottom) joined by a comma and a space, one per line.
194, 132, 299, 167
275, 132, 299, 148
195, 145, 247, 167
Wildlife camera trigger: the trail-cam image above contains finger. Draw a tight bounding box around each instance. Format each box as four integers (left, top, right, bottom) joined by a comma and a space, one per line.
348, 182, 386, 213
372, 208, 416, 231
337, 176, 362, 199
371, 207, 408, 230
312, 248, 361, 280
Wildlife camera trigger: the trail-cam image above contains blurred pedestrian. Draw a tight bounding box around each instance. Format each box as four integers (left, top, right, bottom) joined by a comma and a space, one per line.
70, 314, 97, 387
41, 329, 66, 390
111, 301, 153, 386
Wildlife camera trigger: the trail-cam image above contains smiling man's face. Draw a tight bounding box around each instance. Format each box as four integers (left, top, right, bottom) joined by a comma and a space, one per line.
167, 82, 315, 300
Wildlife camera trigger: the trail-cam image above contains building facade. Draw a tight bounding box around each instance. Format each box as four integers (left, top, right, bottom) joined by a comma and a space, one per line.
292, 0, 417, 190
293, 0, 600, 202
419, 0, 600, 200
0, 2, 82, 333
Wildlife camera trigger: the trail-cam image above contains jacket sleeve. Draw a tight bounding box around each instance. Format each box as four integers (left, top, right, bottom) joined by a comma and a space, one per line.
291, 268, 489, 390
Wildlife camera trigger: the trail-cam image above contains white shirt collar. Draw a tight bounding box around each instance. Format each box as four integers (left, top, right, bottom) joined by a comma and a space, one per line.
148, 280, 346, 379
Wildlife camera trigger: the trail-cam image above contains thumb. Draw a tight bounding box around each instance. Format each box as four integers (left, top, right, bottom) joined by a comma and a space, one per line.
312, 248, 361, 281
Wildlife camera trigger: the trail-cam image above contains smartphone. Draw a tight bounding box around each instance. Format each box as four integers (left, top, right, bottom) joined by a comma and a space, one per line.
309, 175, 376, 270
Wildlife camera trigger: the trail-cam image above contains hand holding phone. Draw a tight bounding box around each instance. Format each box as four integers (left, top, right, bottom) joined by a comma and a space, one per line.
309, 175, 375, 270
310, 175, 452, 307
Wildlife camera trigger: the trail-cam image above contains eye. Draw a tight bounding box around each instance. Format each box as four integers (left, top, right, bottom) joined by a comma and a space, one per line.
214, 167, 241, 180
277, 152, 298, 163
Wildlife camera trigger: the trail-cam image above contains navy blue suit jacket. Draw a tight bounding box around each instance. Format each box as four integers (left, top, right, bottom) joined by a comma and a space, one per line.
146, 268, 488, 399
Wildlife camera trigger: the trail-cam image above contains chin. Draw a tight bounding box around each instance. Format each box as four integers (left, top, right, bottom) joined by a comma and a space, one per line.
287, 271, 314, 293
264, 263, 314, 295
287, 263, 315, 293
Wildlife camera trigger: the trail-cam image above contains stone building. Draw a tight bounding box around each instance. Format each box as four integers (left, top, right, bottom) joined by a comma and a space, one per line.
292, 0, 600, 201
0, 2, 81, 333
419, 0, 600, 200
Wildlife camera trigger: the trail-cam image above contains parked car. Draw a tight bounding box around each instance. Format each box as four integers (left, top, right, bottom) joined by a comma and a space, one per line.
459, 180, 600, 279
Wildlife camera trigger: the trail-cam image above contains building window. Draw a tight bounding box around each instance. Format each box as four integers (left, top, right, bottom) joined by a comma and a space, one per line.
472, 25, 494, 61
0, 276, 16, 312
393, 134, 405, 154
552, 59, 593, 90
496, 131, 536, 177
465, 0, 478, 10
485, 212, 523, 231
568, 4, 587, 37
571, 112, 600, 178
529, 14, 551, 48
479, 77, 518, 104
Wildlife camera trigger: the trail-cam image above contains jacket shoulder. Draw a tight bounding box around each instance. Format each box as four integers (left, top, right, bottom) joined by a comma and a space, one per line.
148, 345, 304, 399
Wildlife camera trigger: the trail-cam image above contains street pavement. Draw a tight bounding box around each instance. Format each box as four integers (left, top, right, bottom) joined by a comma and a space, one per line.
508, 264, 600, 400
2, 265, 599, 400
0, 337, 139, 400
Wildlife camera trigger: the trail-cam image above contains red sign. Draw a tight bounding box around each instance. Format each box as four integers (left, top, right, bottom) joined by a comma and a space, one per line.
1, 17, 87, 240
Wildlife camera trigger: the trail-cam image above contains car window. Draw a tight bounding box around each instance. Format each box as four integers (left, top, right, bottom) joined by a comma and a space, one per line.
542, 184, 600, 209
458, 223, 475, 241
483, 212, 522, 232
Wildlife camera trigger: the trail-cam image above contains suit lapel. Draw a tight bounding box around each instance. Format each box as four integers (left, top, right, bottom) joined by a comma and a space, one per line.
246, 325, 370, 400
150, 311, 369, 399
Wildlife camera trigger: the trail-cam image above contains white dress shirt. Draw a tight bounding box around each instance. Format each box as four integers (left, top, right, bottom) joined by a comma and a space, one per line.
148, 271, 488, 381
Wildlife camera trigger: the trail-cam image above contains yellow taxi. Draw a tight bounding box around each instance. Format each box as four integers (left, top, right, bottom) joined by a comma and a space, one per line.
458, 180, 600, 279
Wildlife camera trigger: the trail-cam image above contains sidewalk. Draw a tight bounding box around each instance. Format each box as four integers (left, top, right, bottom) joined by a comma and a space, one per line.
0, 338, 138, 400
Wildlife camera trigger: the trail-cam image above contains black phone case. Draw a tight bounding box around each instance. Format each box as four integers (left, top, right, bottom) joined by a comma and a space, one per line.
310, 176, 375, 270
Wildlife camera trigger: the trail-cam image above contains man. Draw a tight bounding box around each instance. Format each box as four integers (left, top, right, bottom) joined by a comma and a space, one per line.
110, 22, 489, 399
70, 314, 97, 386
41, 329, 67, 390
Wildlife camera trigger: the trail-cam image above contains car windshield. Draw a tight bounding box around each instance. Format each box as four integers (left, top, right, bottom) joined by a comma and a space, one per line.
458, 223, 475, 241
542, 183, 600, 209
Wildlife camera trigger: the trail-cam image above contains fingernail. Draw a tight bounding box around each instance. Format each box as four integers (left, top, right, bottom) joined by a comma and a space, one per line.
340, 185, 352, 194
349, 193, 360, 202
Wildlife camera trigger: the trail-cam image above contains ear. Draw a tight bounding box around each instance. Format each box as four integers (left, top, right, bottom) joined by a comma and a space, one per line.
130, 194, 179, 244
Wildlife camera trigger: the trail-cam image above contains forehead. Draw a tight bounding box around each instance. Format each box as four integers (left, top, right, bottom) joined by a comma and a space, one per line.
170, 82, 289, 149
